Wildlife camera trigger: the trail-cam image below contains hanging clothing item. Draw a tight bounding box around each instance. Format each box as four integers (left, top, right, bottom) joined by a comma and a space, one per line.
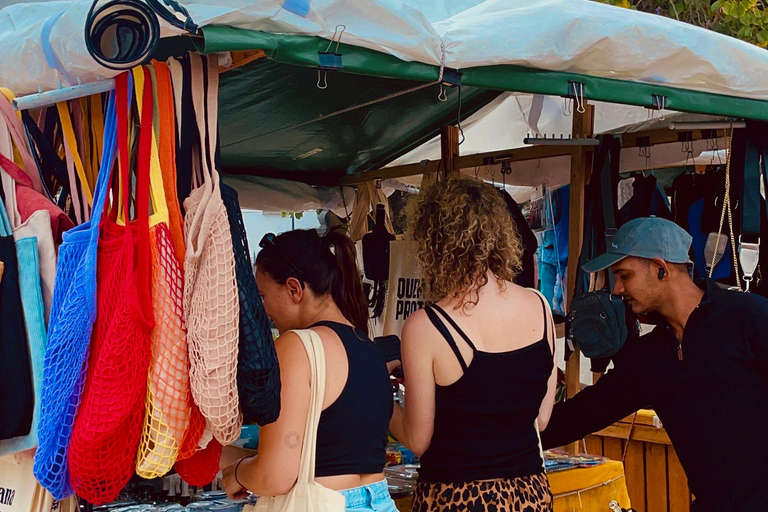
500, 189, 538, 288
0, 191, 34, 441
616, 173, 672, 226
672, 171, 734, 282
34, 92, 117, 500
68, 71, 154, 505
221, 182, 281, 426
180, 53, 241, 445
135, 65, 191, 479
539, 185, 569, 315
382, 240, 427, 337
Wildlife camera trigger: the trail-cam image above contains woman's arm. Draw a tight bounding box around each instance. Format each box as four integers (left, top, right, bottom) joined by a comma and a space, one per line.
537, 301, 557, 431
389, 310, 436, 457
222, 332, 311, 498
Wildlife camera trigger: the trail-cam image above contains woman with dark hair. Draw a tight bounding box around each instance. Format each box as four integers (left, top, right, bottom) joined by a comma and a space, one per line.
390, 178, 557, 511
221, 228, 397, 512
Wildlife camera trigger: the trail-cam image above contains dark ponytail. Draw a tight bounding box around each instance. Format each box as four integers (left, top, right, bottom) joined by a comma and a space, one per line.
255, 228, 369, 335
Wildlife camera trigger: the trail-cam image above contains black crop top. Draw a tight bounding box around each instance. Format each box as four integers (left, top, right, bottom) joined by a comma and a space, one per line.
418, 299, 554, 483
310, 321, 393, 477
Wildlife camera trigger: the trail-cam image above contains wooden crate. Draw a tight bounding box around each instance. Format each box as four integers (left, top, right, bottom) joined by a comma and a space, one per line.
586, 410, 692, 512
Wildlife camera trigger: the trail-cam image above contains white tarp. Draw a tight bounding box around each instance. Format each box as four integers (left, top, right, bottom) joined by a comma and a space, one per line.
222, 174, 356, 213
1, 0, 768, 100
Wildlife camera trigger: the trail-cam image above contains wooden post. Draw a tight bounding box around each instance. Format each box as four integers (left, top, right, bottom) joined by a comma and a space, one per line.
440, 125, 460, 178
565, 102, 595, 453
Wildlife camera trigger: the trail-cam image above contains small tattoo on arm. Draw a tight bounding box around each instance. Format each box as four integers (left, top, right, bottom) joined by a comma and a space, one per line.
285, 431, 301, 449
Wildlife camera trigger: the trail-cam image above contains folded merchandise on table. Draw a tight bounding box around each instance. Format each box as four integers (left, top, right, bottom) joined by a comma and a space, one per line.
544, 450, 607, 473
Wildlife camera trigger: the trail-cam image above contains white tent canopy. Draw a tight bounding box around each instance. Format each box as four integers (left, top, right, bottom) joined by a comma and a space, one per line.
1, 0, 767, 101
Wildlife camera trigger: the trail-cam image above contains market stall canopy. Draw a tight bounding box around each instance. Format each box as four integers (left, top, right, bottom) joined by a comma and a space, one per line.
1, 0, 767, 184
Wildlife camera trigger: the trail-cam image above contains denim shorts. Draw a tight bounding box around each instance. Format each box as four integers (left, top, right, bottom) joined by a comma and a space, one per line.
340, 479, 399, 512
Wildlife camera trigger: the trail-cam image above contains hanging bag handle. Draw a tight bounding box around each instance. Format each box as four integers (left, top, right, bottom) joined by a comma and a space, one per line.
21, 110, 72, 197
57, 101, 94, 214
739, 124, 763, 292
84, 89, 118, 320
132, 66, 170, 228
0, 90, 45, 195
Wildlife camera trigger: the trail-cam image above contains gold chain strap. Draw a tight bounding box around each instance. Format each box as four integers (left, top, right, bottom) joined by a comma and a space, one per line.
709, 128, 742, 290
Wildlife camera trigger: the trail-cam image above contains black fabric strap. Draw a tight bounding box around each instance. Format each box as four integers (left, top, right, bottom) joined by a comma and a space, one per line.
176, 54, 198, 208
600, 135, 621, 291
742, 124, 764, 242
22, 110, 71, 196
432, 304, 478, 352
424, 306, 468, 372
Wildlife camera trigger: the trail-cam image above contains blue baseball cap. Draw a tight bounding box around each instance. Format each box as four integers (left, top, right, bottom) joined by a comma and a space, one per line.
583, 217, 693, 273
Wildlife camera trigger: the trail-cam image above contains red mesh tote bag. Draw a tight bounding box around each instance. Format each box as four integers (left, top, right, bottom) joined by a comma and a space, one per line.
68, 71, 155, 505
182, 53, 242, 446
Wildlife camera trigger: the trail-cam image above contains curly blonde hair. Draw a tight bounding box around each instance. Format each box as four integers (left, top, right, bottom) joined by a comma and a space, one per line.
407, 177, 523, 309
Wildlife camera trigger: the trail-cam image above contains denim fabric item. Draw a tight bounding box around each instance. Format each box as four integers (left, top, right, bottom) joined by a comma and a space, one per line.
340, 480, 398, 512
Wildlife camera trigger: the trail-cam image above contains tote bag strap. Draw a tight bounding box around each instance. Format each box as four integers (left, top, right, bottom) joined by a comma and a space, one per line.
203, 54, 224, 197
289, 329, 327, 486
0, 90, 45, 195
132, 66, 170, 228
84, 89, 118, 320
151, 60, 186, 262
57, 101, 94, 212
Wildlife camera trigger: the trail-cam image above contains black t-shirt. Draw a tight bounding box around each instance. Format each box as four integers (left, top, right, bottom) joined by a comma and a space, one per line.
541, 279, 768, 512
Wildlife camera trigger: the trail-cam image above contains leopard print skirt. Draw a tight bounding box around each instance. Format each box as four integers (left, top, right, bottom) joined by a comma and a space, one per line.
411, 473, 553, 512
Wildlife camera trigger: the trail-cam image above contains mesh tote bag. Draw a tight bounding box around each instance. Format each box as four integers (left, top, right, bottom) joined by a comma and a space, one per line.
134, 64, 191, 479
33, 92, 117, 500
220, 183, 281, 426
167, 56, 207, 467
173, 438, 222, 486
247, 329, 345, 512
181, 53, 241, 445
68, 71, 155, 504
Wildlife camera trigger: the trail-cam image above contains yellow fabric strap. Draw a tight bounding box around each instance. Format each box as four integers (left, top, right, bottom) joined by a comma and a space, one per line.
78, 97, 94, 191
89, 95, 106, 190
56, 101, 94, 206
1, 88, 28, 170
132, 66, 169, 227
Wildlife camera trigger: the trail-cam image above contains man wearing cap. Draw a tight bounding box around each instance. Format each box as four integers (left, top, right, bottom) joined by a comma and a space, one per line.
540, 217, 768, 512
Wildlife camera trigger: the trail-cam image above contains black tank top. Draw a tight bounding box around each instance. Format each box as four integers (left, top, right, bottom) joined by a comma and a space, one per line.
418, 298, 553, 483
310, 321, 393, 477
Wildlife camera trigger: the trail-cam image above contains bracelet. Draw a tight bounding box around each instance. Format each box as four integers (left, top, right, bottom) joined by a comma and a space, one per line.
235, 456, 249, 488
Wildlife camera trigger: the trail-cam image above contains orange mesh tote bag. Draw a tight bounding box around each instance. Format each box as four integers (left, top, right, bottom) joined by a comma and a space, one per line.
135, 64, 191, 479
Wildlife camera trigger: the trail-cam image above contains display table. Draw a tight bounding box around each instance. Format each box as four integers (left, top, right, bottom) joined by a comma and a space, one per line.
550, 460, 631, 512
393, 461, 631, 512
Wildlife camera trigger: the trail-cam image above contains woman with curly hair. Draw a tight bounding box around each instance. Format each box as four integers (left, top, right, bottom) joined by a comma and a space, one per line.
390, 178, 557, 512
